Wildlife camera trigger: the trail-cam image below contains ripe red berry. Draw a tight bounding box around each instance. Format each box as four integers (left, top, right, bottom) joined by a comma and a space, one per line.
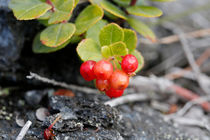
96, 79, 110, 92
121, 54, 138, 74
105, 88, 124, 98
80, 60, 96, 81
109, 70, 129, 90
94, 60, 113, 80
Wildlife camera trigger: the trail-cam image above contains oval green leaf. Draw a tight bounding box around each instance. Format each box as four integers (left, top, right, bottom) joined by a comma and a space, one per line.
99, 23, 124, 46
101, 41, 128, 58
131, 50, 144, 73
127, 6, 163, 17
77, 39, 103, 62
86, 20, 108, 45
100, 0, 127, 20
127, 17, 156, 42
9, 0, 51, 20
33, 33, 71, 53
123, 29, 137, 53
48, 0, 74, 24
40, 23, 76, 47
75, 5, 104, 35
48, 10, 71, 24
38, 11, 52, 20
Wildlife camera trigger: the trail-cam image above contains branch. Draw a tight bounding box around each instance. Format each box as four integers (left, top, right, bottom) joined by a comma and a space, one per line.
177, 29, 210, 95
104, 93, 150, 107
130, 75, 210, 111
174, 95, 210, 116
140, 28, 210, 45
16, 121, 32, 140
26, 72, 99, 94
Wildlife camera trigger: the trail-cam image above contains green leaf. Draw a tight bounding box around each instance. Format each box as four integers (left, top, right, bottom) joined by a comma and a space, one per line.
74, 0, 79, 6
89, 0, 103, 5
69, 35, 83, 44
104, 11, 118, 20
131, 50, 144, 72
75, 5, 104, 35
127, 17, 156, 42
101, 41, 128, 58
33, 33, 71, 53
38, 19, 51, 26
9, 0, 51, 20
99, 23, 124, 46
86, 20, 108, 45
150, 0, 175, 2
38, 11, 52, 20
126, 6, 163, 17
77, 39, 103, 62
40, 23, 76, 47
48, 10, 71, 24
123, 29, 137, 53
48, 0, 74, 24
100, 0, 127, 20
113, 0, 131, 7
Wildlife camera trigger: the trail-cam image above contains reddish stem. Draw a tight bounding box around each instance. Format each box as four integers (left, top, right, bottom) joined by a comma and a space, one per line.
130, 0, 137, 6
171, 85, 210, 111
46, 0, 55, 12
48, 115, 61, 130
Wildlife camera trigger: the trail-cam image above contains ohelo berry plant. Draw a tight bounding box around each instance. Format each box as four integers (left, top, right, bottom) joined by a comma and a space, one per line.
78, 23, 144, 98
9, 0, 174, 97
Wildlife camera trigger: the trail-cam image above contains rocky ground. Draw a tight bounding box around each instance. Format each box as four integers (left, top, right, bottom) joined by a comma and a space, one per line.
1, 0, 210, 140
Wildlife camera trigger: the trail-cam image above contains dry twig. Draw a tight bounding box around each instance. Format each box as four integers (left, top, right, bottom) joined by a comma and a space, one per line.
177, 29, 210, 95
104, 93, 149, 107
140, 28, 210, 45
26, 72, 99, 94
165, 48, 210, 80
175, 95, 210, 116
16, 120, 32, 140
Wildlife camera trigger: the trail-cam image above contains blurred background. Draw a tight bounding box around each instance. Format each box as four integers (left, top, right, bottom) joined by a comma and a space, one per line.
1, 0, 210, 139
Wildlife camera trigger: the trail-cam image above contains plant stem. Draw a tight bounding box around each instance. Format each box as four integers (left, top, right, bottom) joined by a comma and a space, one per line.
46, 0, 55, 12
130, 0, 137, 6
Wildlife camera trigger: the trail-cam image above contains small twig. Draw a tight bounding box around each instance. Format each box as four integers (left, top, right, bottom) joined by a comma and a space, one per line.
140, 28, 210, 45
177, 30, 210, 95
176, 95, 210, 116
16, 121, 32, 140
130, 75, 210, 111
165, 48, 210, 80
171, 85, 210, 111
104, 93, 149, 107
26, 72, 99, 94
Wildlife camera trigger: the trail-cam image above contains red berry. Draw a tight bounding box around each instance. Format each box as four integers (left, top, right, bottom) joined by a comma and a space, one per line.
121, 54, 138, 74
105, 88, 124, 98
109, 70, 129, 90
96, 79, 110, 92
80, 60, 96, 81
94, 60, 113, 80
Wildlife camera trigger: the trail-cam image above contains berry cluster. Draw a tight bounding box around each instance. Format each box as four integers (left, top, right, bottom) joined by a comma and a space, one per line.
80, 54, 138, 98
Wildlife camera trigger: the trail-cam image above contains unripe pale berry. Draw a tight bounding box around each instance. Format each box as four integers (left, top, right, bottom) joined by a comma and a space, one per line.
95, 79, 110, 92
121, 54, 138, 74
109, 70, 129, 90
105, 88, 124, 98
80, 60, 96, 81
94, 60, 113, 80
